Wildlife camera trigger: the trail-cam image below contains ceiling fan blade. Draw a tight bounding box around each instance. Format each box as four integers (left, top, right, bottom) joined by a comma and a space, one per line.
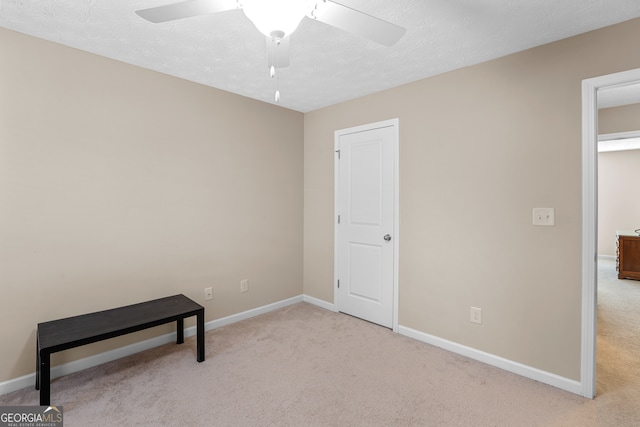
310, 0, 405, 47
267, 36, 290, 69
135, 0, 238, 23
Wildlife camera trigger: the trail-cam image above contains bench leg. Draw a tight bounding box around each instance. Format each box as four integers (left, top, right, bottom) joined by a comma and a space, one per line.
176, 318, 184, 344
197, 309, 205, 362
35, 336, 40, 390
39, 352, 50, 406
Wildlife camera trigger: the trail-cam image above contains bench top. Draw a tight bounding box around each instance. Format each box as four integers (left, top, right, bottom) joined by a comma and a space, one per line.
37, 294, 203, 353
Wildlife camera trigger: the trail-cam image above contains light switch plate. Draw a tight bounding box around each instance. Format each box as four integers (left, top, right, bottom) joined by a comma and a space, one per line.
533, 208, 555, 226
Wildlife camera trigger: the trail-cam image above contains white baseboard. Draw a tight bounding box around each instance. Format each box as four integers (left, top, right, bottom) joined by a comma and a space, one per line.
1, 295, 581, 399
0, 295, 304, 397
204, 295, 303, 331
398, 325, 583, 395
303, 294, 337, 312
296, 297, 584, 395
598, 254, 616, 261
0, 329, 183, 397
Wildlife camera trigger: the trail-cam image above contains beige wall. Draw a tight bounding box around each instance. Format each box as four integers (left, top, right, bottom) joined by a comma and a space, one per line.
598, 150, 640, 256
0, 28, 303, 382
598, 104, 640, 256
599, 103, 640, 134
3, 17, 640, 388
304, 18, 640, 380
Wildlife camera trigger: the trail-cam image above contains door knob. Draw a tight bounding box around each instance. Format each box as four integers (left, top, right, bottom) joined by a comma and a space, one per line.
384, 234, 392, 241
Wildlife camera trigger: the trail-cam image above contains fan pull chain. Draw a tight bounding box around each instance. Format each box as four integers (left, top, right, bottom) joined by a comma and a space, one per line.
272, 37, 281, 103
270, 62, 280, 103
274, 71, 280, 103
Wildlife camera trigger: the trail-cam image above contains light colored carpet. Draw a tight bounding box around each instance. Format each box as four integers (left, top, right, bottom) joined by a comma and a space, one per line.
1, 262, 639, 426
595, 258, 640, 425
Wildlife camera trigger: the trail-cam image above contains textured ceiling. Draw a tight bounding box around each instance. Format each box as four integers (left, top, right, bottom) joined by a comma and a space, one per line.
2, 0, 640, 112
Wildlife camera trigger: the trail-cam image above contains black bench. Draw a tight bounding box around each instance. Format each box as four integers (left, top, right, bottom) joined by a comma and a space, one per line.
36, 294, 204, 405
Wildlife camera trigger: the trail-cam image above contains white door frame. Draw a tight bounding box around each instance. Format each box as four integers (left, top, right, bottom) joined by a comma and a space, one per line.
334, 118, 400, 332
581, 67, 640, 398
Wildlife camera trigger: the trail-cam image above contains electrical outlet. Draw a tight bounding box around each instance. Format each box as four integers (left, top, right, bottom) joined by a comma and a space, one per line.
240, 279, 248, 293
470, 306, 482, 324
204, 287, 213, 301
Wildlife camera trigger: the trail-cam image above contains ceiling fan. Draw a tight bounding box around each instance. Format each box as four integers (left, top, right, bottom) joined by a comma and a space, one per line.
135, 0, 406, 68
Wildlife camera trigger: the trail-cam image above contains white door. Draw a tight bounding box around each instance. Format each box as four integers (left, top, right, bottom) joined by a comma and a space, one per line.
335, 120, 398, 329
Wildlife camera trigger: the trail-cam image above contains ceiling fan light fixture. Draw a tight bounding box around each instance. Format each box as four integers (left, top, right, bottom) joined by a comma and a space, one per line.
241, 0, 309, 39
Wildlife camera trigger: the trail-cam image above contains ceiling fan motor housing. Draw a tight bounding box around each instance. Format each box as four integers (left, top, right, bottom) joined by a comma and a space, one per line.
241, 0, 310, 38
270, 30, 286, 42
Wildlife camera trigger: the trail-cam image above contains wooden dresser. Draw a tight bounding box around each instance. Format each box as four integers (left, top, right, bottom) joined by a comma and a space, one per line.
617, 230, 640, 280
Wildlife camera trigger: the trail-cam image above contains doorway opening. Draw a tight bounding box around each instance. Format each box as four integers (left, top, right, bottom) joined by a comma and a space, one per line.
581, 67, 640, 398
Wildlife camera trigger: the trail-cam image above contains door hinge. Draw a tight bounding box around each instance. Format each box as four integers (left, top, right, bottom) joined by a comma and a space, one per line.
337, 279, 340, 289
337, 215, 341, 224
335, 149, 341, 159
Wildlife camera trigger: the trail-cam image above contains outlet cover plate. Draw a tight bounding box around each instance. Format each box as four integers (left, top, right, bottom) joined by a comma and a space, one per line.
470, 306, 482, 324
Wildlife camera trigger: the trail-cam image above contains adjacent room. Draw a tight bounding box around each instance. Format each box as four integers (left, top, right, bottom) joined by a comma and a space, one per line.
596, 102, 640, 404
2, 0, 640, 424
